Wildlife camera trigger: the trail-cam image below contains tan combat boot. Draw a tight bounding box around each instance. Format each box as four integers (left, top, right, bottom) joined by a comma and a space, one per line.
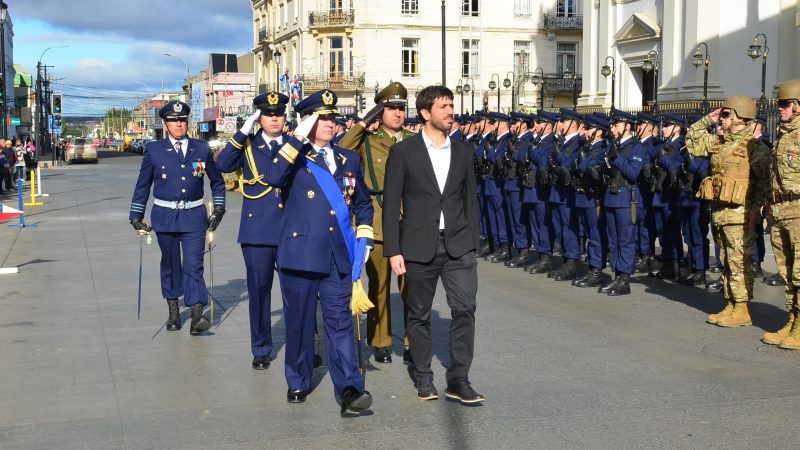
706, 300, 734, 324
715, 302, 752, 327
762, 309, 796, 345
779, 314, 800, 350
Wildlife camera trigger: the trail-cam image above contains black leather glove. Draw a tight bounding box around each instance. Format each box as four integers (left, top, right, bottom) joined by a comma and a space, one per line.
130, 218, 152, 233
207, 206, 225, 232
605, 144, 619, 162
586, 165, 601, 182
362, 104, 384, 126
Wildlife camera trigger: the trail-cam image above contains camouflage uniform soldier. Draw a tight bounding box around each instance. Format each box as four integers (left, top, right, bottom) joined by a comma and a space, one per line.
686, 96, 771, 327
763, 79, 800, 348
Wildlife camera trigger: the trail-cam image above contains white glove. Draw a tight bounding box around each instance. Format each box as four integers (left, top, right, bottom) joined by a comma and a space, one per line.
364, 246, 372, 264
293, 114, 318, 142
240, 110, 261, 135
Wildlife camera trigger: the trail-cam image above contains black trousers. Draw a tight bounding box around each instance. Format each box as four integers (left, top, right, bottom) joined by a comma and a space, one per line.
405, 233, 478, 385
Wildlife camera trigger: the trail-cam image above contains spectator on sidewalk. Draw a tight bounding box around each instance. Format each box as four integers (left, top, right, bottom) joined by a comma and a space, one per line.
24, 139, 36, 174
2, 140, 15, 191
14, 139, 27, 182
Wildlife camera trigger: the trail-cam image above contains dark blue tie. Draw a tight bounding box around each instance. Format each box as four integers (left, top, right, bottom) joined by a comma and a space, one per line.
269, 140, 279, 152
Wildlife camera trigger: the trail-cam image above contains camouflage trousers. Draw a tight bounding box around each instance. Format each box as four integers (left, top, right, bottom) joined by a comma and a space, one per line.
713, 223, 755, 303
770, 217, 800, 312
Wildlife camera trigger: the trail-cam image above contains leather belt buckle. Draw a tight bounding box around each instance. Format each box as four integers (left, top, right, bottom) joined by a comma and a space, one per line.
177, 200, 186, 209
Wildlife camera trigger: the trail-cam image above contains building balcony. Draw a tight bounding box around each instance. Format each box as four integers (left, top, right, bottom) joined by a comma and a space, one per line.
544, 13, 583, 31
309, 9, 354, 29
257, 26, 269, 43
543, 76, 581, 93
300, 72, 365, 92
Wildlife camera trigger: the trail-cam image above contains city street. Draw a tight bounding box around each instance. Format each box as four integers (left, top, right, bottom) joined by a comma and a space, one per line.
2, 149, 800, 449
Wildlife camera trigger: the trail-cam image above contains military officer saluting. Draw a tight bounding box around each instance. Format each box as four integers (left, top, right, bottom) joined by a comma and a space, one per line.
338, 82, 416, 364
129, 101, 226, 334
216, 91, 289, 369
264, 89, 374, 416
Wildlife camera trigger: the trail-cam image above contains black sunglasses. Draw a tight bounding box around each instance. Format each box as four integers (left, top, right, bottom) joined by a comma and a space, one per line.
720, 110, 732, 119
777, 99, 796, 109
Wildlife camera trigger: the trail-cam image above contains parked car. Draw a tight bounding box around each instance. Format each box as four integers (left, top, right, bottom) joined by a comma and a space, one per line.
130, 139, 144, 154
65, 138, 98, 164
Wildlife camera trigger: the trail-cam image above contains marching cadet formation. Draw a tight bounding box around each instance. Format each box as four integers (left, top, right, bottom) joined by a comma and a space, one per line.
129, 78, 800, 417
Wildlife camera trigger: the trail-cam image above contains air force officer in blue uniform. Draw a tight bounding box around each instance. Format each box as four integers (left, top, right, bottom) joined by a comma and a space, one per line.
217, 92, 289, 369
129, 101, 226, 335
263, 89, 374, 416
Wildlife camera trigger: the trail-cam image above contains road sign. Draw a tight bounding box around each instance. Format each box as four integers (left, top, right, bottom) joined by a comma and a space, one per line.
48, 115, 53, 132
10, 117, 20, 126
223, 117, 237, 133
215, 117, 225, 131
199, 123, 209, 132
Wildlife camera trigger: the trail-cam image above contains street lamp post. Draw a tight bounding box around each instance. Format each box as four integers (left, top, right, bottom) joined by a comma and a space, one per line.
531, 67, 545, 110
747, 33, 769, 112
489, 73, 500, 111
273, 50, 282, 92
456, 79, 464, 114
164, 53, 192, 133
564, 62, 578, 110
504, 71, 515, 111
464, 77, 474, 112
441, 0, 446, 86
0, 1, 8, 139
692, 43, 710, 113
601, 56, 616, 111
642, 50, 660, 113
37, 45, 69, 163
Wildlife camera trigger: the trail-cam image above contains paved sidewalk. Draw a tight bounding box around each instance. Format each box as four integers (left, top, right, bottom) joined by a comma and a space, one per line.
1, 150, 799, 449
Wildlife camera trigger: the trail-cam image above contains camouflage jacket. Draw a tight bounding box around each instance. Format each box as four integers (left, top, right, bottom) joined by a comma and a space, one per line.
770, 117, 800, 221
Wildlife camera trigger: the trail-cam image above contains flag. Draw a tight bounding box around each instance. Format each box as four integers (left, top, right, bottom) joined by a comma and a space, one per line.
0, 204, 23, 223
280, 72, 290, 95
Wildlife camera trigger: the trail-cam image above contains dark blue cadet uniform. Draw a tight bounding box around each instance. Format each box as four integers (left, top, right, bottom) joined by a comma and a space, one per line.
575, 115, 610, 271
549, 109, 584, 262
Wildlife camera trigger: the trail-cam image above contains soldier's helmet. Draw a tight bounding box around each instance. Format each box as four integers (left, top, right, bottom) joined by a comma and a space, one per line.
722, 96, 756, 121
777, 79, 800, 102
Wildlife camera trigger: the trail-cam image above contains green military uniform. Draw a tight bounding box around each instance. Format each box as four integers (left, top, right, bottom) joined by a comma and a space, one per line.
338, 82, 416, 353
687, 98, 771, 327
764, 79, 800, 348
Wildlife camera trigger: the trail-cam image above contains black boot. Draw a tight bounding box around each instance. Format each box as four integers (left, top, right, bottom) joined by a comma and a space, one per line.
649, 260, 677, 280
478, 239, 492, 258
489, 245, 511, 263
764, 273, 785, 286
575, 266, 603, 288
483, 242, 499, 261
608, 273, 631, 296
679, 270, 706, 286
599, 274, 620, 293
166, 298, 181, 331
506, 248, 529, 268
554, 258, 577, 281
190, 304, 211, 335
706, 276, 723, 292
530, 254, 551, 274
635, 255, 651, 273
750, 262, 763, 278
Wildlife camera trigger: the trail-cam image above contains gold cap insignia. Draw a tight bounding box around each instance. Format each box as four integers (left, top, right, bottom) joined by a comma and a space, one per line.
321, 91, 334, 106
268, 93, 279, 105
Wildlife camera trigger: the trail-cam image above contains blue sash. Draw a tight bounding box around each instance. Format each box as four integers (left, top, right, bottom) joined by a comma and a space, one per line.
306, 157, 367, 282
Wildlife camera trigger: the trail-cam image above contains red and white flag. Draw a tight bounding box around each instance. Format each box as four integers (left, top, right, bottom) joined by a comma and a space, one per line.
0, 205, 23, 223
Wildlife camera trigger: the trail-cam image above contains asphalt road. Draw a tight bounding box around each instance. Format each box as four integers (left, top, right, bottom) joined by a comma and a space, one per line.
1, 149, 799, 449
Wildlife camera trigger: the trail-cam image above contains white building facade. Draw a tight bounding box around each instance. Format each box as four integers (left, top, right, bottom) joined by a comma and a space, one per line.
581, 0, 800, 110
252, 0, 585, 115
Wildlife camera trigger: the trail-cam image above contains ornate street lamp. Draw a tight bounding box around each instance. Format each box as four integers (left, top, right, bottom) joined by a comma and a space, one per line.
504, 71, 515, 111
747, 33, 768, 111
464, 77, 474, 113
642, 50, 660, 112
692, 42, 710, 113
489, 73, 500, 111
531, 67, 545, 110
456, 79, 464, 114
601, 56, 616, 111
273, 50, 282, 92
564, 63, 578, 110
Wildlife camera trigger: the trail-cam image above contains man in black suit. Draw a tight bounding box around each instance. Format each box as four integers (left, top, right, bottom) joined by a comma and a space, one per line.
383, 85, 484, 404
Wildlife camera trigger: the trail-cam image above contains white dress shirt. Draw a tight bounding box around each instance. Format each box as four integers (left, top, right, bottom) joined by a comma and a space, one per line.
311, 142, 336, 174
262, 132, 283, 147
168, 136, 189, 157
421, 128, 451, 230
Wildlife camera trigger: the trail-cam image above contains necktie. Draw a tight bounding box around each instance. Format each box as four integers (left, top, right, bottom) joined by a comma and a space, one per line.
269, 140, 279, 152
318, 149, 333, 174
175, 141, 183, 157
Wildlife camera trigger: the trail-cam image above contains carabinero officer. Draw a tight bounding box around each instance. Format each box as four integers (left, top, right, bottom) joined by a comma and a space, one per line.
505, 112, 535, 268
486, 112, 515, 263
217, 92, 289, 369
473, 111, 495, 257
129, 101, 226, 335
633, 112, 660, 273
264, 89, 374, 416
598, 109, 644, 296
572, 113, 610, 287
525, 111, 559, 274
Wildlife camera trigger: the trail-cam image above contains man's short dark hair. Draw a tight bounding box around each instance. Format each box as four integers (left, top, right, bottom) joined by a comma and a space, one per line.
416, 85, 454, 123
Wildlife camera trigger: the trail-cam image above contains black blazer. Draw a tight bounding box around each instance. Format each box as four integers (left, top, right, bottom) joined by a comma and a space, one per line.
382, 131, 480, 262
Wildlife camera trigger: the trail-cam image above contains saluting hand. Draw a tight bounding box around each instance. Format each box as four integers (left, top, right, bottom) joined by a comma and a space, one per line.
390, 255, 406, 276
293, 114, 318, 142
708, 108, 722, 122
240, 110, 262, 135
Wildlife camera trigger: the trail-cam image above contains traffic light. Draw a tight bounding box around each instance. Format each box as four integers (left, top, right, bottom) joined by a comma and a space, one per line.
52, 93, 62, 114
358, 93, 366, 112
54, 113, 62, 128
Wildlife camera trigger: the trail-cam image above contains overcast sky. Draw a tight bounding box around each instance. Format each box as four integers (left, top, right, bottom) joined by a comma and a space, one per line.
10, 0, 253, 116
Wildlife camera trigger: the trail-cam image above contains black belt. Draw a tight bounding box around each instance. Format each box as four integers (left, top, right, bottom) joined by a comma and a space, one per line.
773, 192, 800, 204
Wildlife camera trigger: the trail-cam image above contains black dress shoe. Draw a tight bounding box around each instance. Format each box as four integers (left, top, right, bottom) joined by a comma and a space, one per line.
598, 275, 620, 294
764, 273, 785, 286
751, 262, 763, 278
709, 265, 723, 274
166, 298, 181, 331
189, 304, 210, 335
488, 245, 510, 263
554, 258, 577, 281
575, 267, 603, 287
444, 382, 484, 404
340, 386, 373, 417
252, 356, 270, 370
415, 378, 438, 400
373, 346, 392, 363
706, 277, 723, 292
649, 261, 677, 280
506, 249, 529, 268
287, 389, 307, 403
635, 256, 652, 273
530, 254, 552, 274
607, 274, 631, 296
679, 270, 706, 286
